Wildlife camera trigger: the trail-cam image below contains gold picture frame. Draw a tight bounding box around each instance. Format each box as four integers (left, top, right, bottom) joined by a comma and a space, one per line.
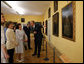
62, 1, 76, 41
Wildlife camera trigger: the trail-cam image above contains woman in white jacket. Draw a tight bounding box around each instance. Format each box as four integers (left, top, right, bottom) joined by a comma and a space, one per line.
15, 23, 28, 62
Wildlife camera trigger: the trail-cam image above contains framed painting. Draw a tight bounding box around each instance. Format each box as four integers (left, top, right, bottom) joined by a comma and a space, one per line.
54, 1, 58, 12
45, 20, 48, 35
43, 21, 44, 33
21, 18, 25, 22
62, 2, 76, 41
53, 12, 59, 36
48, 7, 51, 18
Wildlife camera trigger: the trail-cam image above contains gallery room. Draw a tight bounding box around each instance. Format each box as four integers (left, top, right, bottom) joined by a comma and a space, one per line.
1, 1, 83, 63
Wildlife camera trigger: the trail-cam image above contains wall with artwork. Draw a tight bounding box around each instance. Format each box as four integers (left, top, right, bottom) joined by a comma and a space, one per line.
53, 12, 59, 36
45, 20, 48, 35
43, 22, 44, 33
43, 1, 83, 63
4, 14, 44, 23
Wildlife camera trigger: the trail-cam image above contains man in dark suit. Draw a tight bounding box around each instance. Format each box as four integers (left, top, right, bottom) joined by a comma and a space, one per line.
23, 22, 32, 50
30, 21, 43, 58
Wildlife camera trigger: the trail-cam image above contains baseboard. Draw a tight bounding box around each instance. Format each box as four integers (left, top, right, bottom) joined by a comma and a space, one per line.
48, 43, 71, 63
59, 54, 71, 63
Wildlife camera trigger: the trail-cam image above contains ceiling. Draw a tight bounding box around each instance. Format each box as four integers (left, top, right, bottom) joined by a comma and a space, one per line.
1, 1, 51, 15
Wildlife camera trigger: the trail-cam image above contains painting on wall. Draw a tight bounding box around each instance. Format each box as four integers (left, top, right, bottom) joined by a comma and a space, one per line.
48, 7, 51, 18
62, 2, 76, 41
45, 20, 48, 35
54, 1, 58, 12
21, 18, 25, 22
43, 21, 44, 33
53, 12, 59, 36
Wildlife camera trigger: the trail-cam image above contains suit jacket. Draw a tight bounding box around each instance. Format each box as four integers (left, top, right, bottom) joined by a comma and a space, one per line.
33, 24, 43, 39
23, 26, 30, 37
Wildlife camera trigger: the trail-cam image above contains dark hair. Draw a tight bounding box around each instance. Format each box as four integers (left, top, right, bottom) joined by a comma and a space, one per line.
1, 13, 3, 15
6, 21, 13, 28
27, 22, 30, 25
16, 23, 21, 29
1, 13, 4, 18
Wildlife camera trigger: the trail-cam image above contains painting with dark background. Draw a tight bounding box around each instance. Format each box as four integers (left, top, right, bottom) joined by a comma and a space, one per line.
62, 2, 75, 41
53, 12, 59, 36
45, 20, 48, 35
43, 22, 44, 33
48, 7, 51, 18
54, 1, 58, 12
21, 18, 25, 22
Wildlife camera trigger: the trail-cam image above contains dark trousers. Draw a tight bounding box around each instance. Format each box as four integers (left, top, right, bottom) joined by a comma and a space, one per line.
24, 36, 31, 50
34, 37, 42, 56
28, 36, 31, 49
7, 48, 15, 63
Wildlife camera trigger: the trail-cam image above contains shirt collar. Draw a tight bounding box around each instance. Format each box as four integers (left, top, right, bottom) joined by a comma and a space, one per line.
33, 25, 35, 28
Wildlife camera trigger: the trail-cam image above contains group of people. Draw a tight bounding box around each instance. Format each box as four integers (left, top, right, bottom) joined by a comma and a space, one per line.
1, 13, 43, 63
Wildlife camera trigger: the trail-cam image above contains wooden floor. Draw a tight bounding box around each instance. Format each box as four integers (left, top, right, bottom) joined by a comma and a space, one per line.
14, 34, 63, 63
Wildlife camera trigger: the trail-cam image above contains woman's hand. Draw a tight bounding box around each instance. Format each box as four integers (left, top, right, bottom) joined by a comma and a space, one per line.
16, 42, 19, 46
23, 39, 28, 42
4, 53, 9, 60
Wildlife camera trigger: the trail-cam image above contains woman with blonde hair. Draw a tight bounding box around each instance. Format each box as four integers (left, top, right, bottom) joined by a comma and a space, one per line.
6, 21, 19, 63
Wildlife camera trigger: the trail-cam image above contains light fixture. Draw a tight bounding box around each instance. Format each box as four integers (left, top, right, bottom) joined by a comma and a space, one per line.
5, 1, 24, 15
2, 1, 12, 8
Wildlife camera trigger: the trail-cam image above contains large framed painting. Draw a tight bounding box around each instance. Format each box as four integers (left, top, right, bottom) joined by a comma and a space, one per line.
53, 12, 59, 36
54, 1, 58, 12
43, 21, 44, 33
45, 20, 48, 35
48, 7, 51, 18
62, 2, 76, 41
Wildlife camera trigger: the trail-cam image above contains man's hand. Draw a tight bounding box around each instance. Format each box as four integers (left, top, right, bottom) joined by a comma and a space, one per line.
34, 31, 37, 34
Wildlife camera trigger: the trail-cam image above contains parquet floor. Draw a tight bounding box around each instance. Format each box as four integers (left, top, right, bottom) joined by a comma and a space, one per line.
14, 34, 63, 63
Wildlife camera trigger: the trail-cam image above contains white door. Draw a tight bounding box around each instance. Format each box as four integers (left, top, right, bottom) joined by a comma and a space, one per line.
48, 18, 51, 44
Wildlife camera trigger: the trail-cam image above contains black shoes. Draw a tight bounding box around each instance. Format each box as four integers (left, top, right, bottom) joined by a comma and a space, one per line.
32, 54, 37, 56
37, 55, 40, 58
32, 53, 40, 58
29, 48, 32, 50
